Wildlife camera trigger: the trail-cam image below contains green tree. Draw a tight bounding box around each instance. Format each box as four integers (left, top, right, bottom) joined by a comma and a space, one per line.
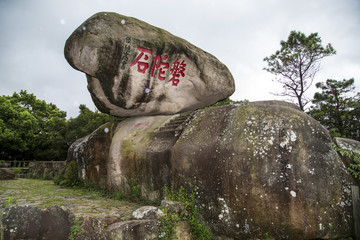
308, 78, 360, 140
263, 30, 336, 111
0, 90, 68, 160
0, 96, 37, 159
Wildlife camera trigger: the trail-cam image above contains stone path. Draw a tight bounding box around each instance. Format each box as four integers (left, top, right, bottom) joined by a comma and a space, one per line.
0, 179, 143, 224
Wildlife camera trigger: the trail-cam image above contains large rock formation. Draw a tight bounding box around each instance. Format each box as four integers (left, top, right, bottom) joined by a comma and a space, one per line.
67, 101, 356, 239
64, 12, 235, 117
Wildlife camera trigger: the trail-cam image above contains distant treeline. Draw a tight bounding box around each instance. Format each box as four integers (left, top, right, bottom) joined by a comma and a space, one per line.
0, 90, 124, 161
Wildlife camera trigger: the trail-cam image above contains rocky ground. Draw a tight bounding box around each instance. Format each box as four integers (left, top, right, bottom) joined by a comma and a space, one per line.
0, 178, 143, 224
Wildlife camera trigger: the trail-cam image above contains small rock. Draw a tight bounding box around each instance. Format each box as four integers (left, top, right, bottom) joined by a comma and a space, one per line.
161, 200, 187, 215
77, 216, 109, 240
0, 168, 15, 180
107, 220, 161, 240
132, 206, 163, 220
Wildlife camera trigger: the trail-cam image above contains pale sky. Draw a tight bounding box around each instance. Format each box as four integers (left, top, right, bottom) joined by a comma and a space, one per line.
1, 0, 359, 117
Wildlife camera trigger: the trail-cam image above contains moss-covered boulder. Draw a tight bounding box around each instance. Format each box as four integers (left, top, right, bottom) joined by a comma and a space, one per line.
67, 101, 355, 239
64, 12, 235, 117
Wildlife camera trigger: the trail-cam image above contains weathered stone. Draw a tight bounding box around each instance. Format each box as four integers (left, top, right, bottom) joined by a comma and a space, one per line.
1, 205, 74, 240
77, 216, 109, 240
161, 200, 187, 216
64, 12, 235, 117
66, 122, 116, 188
67, 101, 355, 239
132, 206, 163, 220
107, 220, 161, 240
335, 137, 360, 152
0, 168, 15, 180
174, 221, 191, 240
334, 137, 360, 185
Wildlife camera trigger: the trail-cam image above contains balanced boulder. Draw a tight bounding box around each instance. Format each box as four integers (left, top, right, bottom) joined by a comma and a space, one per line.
64, 12, 235, 117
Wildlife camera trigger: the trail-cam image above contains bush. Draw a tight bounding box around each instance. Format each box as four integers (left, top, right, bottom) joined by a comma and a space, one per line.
60, 161, 81, 187
159, 186, 214, 240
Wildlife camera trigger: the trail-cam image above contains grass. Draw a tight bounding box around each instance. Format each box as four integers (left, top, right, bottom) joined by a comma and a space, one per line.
0, 178, 142, 220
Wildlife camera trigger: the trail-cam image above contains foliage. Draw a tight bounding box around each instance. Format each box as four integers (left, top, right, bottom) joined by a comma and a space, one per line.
0, 90, 67, 161
333, 144, 360, 179
308, 78, 360, 141
202, 97, 248, 109
263, 30, 336, 111
68, 220, 83, 240
61, 161, 81, 187
0, 90, 124, 162
159, 185, 214, 240
2, 196, 16, 208
129, 178, 141, 202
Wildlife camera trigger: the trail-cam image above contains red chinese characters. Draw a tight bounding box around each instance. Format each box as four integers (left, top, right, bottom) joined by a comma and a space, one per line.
169, 58, 186, 86
130, 47, 153, 73
130, 46, 186, 86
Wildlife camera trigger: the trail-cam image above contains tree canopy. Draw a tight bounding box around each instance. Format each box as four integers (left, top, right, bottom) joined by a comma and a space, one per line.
308, 78, 360, 140
0, 90, 122, 161
263, 30, 336, 111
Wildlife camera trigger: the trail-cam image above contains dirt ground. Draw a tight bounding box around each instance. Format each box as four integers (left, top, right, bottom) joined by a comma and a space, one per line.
0, 178, 143, 223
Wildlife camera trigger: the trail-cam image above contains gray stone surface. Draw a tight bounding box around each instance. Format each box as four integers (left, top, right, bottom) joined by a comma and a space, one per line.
67, 101, 356, 239
64, 12, 235, 117
107, 220, 161, 240
1, 205, 74, 240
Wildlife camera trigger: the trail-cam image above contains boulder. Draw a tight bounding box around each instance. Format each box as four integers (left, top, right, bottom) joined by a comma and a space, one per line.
132, 206, 163, 220
334, 137, 360, 184
334, 137, 360, 152
1, 205, 74, 240
0, 168, 15, 180
64, 12, 235, 117
67, 101, 355, 239
107, 220, 161, 240
77, 216, 109, 240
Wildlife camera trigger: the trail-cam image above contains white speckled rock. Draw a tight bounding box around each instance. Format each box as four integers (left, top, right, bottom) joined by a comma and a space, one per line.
67, 101, 356, 239
64, 12, 235, 116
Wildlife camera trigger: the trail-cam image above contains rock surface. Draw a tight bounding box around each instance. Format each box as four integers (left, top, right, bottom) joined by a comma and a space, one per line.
64, 12, 235, 117
0, 168, 15, 180
1, 205, 74, 240
67, 101, 356, 239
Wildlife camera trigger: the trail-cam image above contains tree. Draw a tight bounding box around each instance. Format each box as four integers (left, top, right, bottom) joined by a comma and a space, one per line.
0, 90, 68, 160
263, 30, 336, 111
0, 96, 37, 160
308, 78, 360, 140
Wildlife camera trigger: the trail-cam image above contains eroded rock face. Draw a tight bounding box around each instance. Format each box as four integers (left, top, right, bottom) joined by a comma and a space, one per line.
1, 206, 74, 240
64, 12, 235, 116
67, 101, 355, 239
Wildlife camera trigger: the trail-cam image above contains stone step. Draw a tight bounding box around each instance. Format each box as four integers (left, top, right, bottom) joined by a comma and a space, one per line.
153, 130, 178, 138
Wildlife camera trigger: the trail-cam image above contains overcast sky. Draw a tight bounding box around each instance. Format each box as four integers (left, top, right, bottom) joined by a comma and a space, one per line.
1, 0, 359, 118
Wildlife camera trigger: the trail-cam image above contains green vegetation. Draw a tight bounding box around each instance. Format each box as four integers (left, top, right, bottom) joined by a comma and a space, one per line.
159, 186, 214, 240
0, 90, 124, 162
333, 144, 360, 179
263, 30, 336, 111
2, 196, 16, 208
308, 78, 360, 141
68, 220, 83, 240
202, 97, 247, 109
